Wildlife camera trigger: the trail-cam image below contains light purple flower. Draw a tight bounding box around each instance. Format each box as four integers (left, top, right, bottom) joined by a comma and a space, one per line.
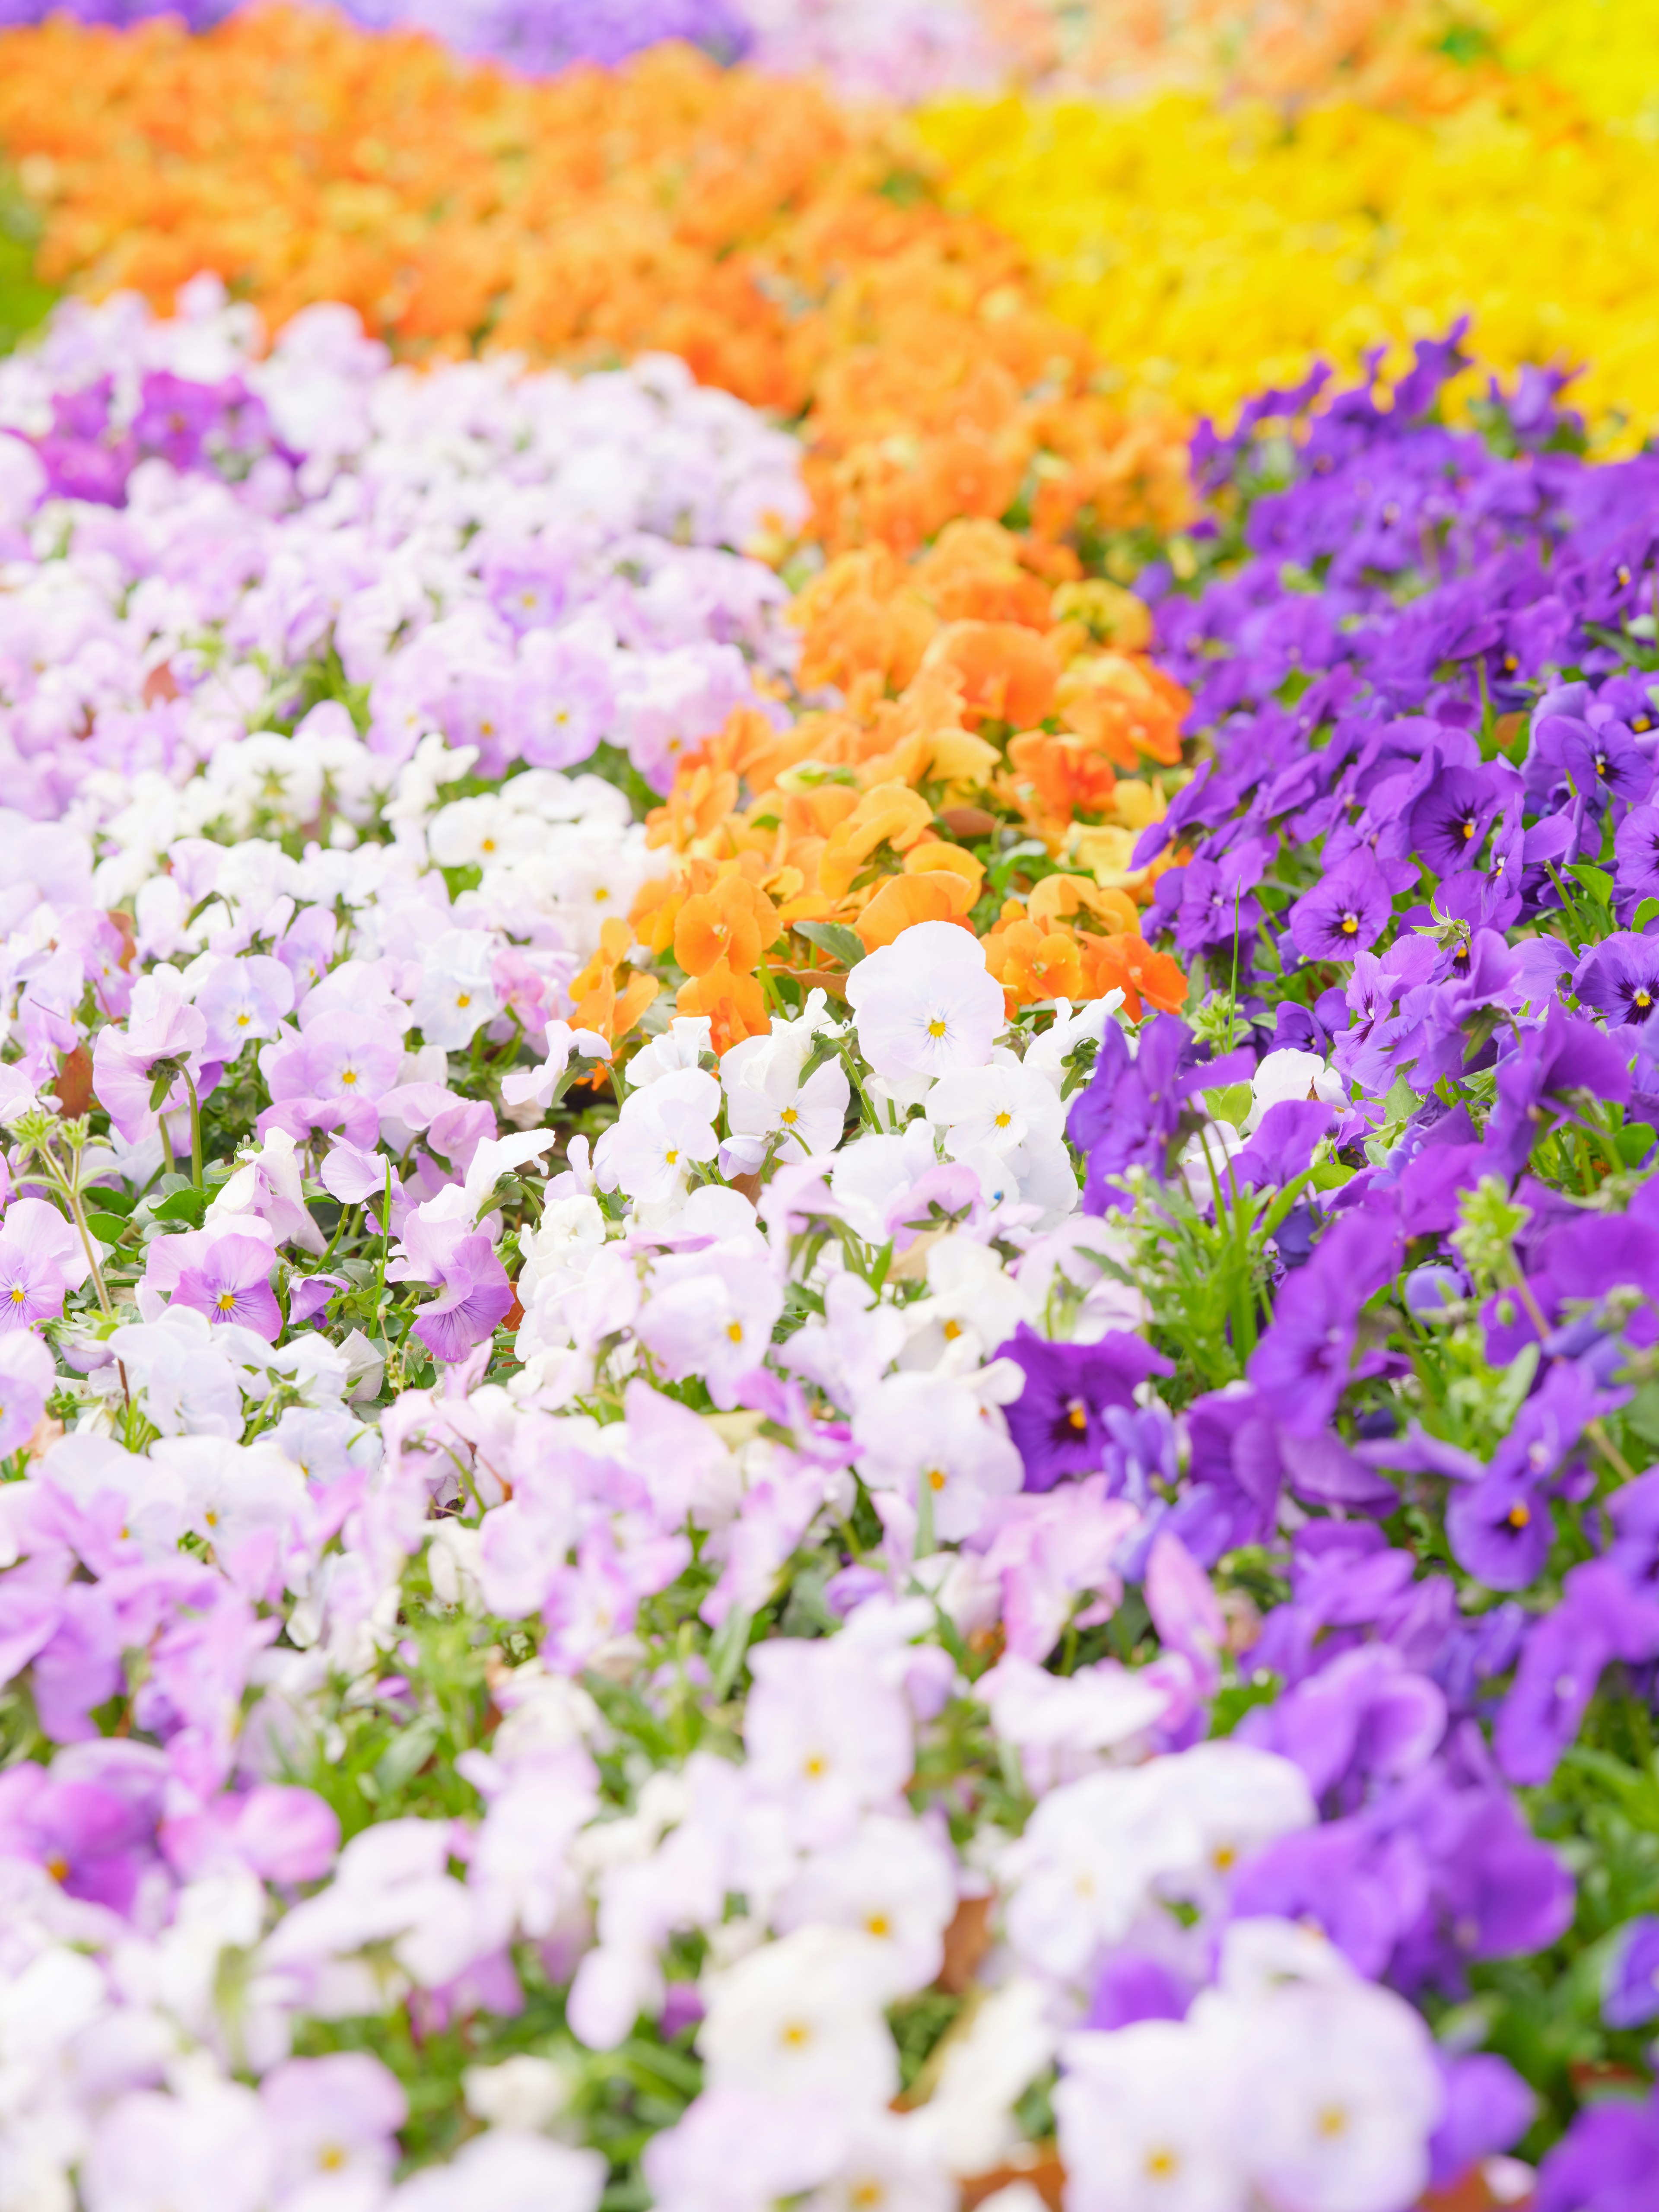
0, 1329, 56, 1452
170, 1233, 282, 1342
411, 1232, 514, 1365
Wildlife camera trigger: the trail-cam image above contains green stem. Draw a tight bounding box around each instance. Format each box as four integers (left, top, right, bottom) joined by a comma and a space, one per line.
188, 1078, 203, 1190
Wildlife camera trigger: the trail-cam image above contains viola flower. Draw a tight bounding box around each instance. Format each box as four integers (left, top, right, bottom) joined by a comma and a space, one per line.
0, 1218, 68, 1333
411, 1233, 514, 1365
998, 1323, 1174, 1492
170, 1232, 282, 1342
1287, 847, 1395, 962
0, 1328, 54, 1453
845, 922, 1005, 1089
1574, 932, 1659, 1026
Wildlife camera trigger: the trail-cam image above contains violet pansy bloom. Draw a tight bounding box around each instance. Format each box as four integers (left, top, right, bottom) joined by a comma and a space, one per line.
1603, 1915, 1659, 2030
998, 1323, 1174, 1493
411, 1233, 514, 1365
1287, 847, 1395, 963
170, 1233, 283, 1343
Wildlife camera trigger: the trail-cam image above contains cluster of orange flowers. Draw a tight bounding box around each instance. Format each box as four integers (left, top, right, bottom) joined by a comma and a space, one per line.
0, 5, 1189, 559
629, 520, 1191, 1051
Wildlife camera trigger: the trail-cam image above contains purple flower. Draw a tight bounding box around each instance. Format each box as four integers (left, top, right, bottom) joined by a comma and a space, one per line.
1485, 1005, 1633, 1177
1604, 1916, 1659, 2030
1406, 766, 1508, 876
996, 1324, 1174, 1493
1230, 1099, 1336, 1190
1068, 1016, 1250, 1203
1446, 1467, 1554, 1591
1614, 804, 1659, 904
1287, 846, 1395, 963
1534, 2091, 1659, 2212
1240, 1644, 1446, 1810
412, 1232, 514, 1365
287, 1272, 346, 1328
1575, 933, 1659, 1026
1246, 1207, 1402, 1436
1085, 1951, 1192, 2031
1496, 1560, 1659, 1785
0, 1331, 55, 1455
1427, 2052, 1533, 2189
171, 1233, 282, 1342
0, 1219, 67, 1333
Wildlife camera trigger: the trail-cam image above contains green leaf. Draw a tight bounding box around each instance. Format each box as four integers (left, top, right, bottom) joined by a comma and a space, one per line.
81, 1210, 133, 1245
1204, 1082, 1253, 1131
152, 1186, 210, 1227
1618, 1122, 1656, 1167
373, 1712, 443, 1796
795, 920, 866, 970
1568, 862, 1613, 911
707, 1606, 755, 1702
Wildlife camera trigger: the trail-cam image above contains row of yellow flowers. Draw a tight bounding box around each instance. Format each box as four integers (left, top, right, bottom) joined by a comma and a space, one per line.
916, 18, 1659, 447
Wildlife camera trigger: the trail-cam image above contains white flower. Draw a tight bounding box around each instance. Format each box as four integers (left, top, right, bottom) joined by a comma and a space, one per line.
1224, 1964, 1444, 2212
1001, 1765, 1207, 1983
852, 1371, 1023, 1542
625, 1016, 712, 1088
392, 2130, 605, 2212
744, 1639, 913, 1847
699, 1925, 897, 2109
500, 1020, 613, 1116
775, 1815, 958, 1998
925, 1058, 1064, 1160
804, 2111, 955, 2212
1022, 992, 1122, 1093
1248, 1047, 1347, 1131
979, 1655, 1173, 1793
845, 921, 1005, 1086
595, 1066, 722, 1205
721, 998, 849, 1161
462, 2056, 576, 2133
1056, 2018, 1246, 2212
906, 1978, 1059, 2179
408, 929, 500, 1050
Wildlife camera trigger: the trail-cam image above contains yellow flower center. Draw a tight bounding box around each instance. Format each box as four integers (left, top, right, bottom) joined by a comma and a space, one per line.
926, 1018, 947, 1039
1340, 912, 1359, 934
725, 1321, 744, 1343
1066, 1398, 1087, 1432
779, 1105, 798, 1125
1506, 1502, 1531, 1529
216, 1291, 236, 1314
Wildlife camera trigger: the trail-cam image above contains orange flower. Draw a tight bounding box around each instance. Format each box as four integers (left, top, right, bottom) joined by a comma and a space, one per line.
1006, 728, 1119, 830
856, 870, 977, 951
1027, 873, 1139, 936
918, 621, 1061, 729
1055, 653, 1189, 769
817, 782, 935, 899
569, 918, 661, 1043
675, 958, 770, 1055
984, 917, 1087, 1005
1079, 931, 1189, 1020
674, 874, 781, 980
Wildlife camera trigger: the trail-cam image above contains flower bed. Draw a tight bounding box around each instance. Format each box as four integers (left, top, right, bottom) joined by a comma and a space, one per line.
0, 7, 1189, 565
0, 6, 1658, 2208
